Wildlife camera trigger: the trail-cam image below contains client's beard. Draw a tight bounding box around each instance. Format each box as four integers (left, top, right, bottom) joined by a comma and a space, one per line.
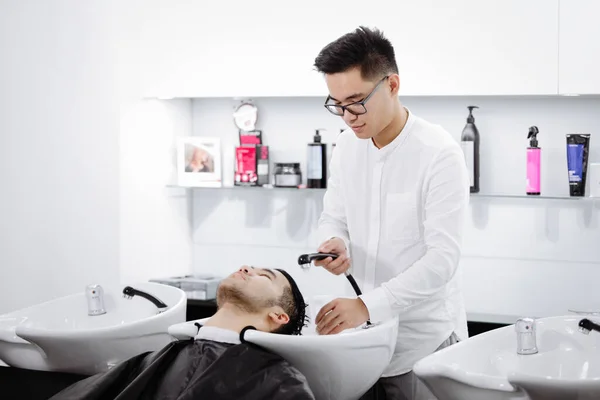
217, 284, 277, 314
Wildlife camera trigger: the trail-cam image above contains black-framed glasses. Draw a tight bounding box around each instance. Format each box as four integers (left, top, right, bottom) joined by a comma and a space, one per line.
324, 76, 389, 116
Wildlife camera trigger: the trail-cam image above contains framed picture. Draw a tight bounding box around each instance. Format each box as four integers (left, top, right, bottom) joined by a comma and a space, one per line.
176, 137, 222, 187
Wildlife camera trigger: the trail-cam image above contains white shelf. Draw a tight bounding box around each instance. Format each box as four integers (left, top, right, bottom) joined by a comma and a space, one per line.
167, 185, 599, 201
166, 184, 323, 192
470, 193, 598, 201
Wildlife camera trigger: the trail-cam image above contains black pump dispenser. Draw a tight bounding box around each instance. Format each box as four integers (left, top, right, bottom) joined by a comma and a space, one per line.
315, 130, 322, 142
528, 126, 539, 148
467, 106, 477, 123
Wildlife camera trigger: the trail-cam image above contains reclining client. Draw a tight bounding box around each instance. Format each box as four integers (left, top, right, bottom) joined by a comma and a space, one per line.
49, 266, 316, 400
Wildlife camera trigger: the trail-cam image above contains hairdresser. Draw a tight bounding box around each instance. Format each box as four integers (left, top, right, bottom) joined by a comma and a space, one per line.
311, 27, 470, 400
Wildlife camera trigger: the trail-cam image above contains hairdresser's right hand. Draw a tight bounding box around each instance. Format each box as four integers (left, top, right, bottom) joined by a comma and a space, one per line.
314, 237, 351, 276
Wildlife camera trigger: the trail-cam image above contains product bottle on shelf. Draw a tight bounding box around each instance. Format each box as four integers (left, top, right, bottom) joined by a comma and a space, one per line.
460, 106, 480, 193
526, 126, 541, 195
307, 129, 327, 189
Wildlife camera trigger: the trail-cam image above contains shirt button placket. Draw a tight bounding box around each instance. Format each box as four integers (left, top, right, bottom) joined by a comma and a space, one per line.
365, 157, 383, 292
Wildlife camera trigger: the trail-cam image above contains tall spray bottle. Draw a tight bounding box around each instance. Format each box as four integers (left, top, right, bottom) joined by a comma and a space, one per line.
526, 126, 541, 195
460, 106, 480, 193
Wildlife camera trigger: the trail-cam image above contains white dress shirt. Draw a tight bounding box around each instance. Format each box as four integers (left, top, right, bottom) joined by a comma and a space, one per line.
317, 108, 470, 377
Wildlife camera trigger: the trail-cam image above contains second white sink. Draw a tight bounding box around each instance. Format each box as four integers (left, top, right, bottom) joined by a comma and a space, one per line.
413, 315, 600, 400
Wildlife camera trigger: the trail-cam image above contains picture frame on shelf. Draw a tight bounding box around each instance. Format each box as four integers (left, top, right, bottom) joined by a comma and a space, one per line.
176, 137, 222, 187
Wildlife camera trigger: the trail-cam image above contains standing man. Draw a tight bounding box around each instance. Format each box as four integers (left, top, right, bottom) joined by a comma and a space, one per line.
312, 26, 470, 400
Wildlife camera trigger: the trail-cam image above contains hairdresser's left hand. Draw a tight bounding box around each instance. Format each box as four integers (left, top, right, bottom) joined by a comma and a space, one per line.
316, 298, 370, 335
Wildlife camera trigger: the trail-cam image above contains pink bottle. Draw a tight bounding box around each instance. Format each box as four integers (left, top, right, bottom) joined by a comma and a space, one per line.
526, 126, 541, 195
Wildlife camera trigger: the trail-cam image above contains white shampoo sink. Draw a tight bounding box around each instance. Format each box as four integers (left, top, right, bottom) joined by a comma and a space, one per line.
413, 315, 600, 400
0, 282, 186, 375
168, 315, 399, 400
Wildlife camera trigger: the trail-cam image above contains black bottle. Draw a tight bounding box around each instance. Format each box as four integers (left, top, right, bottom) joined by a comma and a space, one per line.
307, 129, 327, 189
460, 106, 480, 193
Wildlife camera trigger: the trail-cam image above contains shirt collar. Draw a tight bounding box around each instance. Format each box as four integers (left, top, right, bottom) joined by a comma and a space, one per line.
368, 107, 415, 158
195, 326, 241, 345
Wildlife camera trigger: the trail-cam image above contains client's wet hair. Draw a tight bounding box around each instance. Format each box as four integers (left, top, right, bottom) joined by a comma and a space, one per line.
274, 269, 308, 336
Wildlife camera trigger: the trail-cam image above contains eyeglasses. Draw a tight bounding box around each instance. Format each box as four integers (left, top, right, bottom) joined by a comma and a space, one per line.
324, 76, 389, 116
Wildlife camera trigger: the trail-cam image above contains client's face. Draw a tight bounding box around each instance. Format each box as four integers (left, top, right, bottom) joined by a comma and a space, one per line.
217, 265, 289, 313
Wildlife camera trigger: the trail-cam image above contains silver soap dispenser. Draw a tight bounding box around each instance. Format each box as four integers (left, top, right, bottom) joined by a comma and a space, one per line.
86, 284, 107, 316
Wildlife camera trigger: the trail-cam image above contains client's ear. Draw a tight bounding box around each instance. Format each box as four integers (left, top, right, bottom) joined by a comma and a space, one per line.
268, 311, 290, 327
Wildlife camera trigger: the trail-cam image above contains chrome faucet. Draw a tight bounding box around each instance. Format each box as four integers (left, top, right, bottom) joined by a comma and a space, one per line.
515, 317, 538, 355
86, 284, 107, 316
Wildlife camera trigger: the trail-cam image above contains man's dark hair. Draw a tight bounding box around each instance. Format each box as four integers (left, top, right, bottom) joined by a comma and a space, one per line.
274, 269, 308, 335
314, 26, 398, 81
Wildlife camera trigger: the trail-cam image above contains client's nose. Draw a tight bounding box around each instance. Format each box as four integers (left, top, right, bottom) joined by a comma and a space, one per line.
239, 265, 251, 275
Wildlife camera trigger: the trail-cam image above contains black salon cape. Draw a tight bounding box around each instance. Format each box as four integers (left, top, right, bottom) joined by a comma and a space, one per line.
49, 338, 316, 400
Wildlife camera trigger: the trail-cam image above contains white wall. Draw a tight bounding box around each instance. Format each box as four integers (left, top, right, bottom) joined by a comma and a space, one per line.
190, 96, 600, 324
0, 0, 194, 315
116, 0, 194, 285
0, 0, 121, 314
119, 98, 194, 284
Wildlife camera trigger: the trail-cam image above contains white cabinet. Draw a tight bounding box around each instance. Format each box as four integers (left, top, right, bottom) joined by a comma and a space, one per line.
140, 1, 341, 98
140, 1, 264, 98
558, 0, 600, 95
141, 0, 560, 98
374, 0, 559, 96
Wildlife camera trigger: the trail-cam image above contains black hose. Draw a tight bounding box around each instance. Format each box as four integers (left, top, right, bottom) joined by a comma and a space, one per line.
345, 274, 362, 296
345, 274, 371, 326
297, 253, 373, 327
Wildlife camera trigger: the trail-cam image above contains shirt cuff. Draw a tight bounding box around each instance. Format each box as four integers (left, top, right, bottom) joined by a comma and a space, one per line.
337, 236, 350, 254
359, 287, 394, 323
317, 227, 350, 255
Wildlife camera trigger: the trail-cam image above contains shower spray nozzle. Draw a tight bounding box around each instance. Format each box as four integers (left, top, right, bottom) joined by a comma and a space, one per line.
297, 253, 339, 269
